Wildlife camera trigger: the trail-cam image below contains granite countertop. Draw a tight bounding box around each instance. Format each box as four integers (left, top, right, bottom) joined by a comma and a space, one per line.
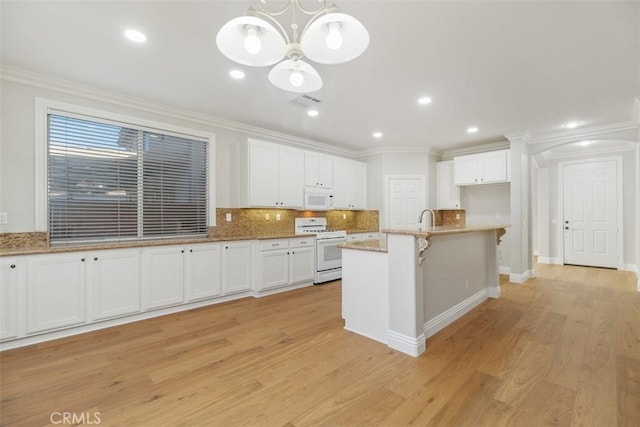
338, 239, 388, 253
0, 232, 314, 257
382, 223, 510, 238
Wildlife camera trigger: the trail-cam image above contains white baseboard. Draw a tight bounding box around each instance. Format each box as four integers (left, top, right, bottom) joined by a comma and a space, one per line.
387, 330, 426, 357
0, 290, 255, 351
423, 288, 489, 339
509, 269, 535, 284
253, 281, 313, 297
499, 266, 511, 275
537, 257, 563, 265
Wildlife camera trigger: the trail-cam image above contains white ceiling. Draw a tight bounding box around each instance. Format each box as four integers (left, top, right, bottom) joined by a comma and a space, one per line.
1, 1, 638, 153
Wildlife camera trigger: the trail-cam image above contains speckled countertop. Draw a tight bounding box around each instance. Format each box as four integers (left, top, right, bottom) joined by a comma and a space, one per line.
0, 228, 382, 257
338, 239, 388, 253
382, 224, 510, 237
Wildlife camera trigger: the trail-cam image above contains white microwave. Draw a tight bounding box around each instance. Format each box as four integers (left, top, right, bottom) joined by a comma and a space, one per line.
303, 186, 334, 211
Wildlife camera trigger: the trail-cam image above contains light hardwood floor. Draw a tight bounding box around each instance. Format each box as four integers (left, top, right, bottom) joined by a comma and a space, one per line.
1, 262, 638, 426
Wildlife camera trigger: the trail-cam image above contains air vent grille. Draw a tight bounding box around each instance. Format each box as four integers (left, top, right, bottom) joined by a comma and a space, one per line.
289, 94, 322, 108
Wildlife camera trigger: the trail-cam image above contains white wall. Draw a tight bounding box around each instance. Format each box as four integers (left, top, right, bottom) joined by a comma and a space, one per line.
460, 183, 511, 271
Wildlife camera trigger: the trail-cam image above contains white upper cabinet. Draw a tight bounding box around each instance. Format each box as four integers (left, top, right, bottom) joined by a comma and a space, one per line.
248, 139, 304, 208
332, 158, 367, 209
304, 152, 333, 188
454, 149, 510, 186
436, 160, 461, 209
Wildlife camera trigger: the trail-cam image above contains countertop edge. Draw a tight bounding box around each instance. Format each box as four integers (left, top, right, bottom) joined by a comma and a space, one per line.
338, 239, 388, 253
382, 224, 510, 237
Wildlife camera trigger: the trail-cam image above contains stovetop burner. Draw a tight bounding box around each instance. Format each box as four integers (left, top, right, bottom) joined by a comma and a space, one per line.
295, 218, 346, 239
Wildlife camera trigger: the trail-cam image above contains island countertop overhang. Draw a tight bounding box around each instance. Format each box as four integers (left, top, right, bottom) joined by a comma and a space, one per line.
382, 223, 511, 238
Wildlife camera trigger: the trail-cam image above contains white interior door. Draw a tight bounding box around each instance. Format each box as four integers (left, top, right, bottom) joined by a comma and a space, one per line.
386, 176, 426, 228
563, 159, 618, 268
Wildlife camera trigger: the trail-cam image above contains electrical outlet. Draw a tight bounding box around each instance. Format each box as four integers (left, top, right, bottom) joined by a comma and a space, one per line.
0, 212, 7, 224
455, 213, 460, 220
276, 214, 281, 221
342, 213, 346, 219
225, 213, 232, 222
265, 213, 270, 220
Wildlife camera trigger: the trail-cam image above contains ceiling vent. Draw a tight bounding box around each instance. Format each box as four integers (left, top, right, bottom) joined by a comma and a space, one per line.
289, 94, 322, 108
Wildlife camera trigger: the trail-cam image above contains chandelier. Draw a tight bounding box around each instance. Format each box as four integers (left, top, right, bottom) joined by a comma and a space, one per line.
216, 0, 369, 93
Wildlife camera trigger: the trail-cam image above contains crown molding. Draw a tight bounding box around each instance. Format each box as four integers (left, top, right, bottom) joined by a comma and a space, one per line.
440, 140, 510, 159
355, 145, 436, 159
525, 119, 638, 146
0, 64, 357, 158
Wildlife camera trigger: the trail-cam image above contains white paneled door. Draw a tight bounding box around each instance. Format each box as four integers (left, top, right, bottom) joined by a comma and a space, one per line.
563, 159, 619, 268
386, 176, 426, 229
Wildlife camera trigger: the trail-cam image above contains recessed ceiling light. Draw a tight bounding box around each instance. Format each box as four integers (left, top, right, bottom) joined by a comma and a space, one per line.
563, 121, 583, 129
307, 109, 319, 117
373, 132, 383, 138
467, 127, 479, 134
124, 29, 147, 43
229, 69, 245, 79
417, 96, 432, 105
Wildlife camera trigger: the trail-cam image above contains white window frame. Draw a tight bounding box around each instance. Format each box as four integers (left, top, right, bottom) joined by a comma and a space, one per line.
34, 98, 216, 233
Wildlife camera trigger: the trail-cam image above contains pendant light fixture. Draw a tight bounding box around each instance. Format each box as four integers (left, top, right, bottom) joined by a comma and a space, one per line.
216, 0, 369, 93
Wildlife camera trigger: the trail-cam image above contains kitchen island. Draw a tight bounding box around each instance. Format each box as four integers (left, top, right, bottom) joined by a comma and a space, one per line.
340, 224, 508, 357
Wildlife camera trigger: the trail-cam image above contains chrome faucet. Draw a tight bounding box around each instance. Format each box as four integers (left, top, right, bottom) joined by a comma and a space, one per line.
417, 209, 436, 229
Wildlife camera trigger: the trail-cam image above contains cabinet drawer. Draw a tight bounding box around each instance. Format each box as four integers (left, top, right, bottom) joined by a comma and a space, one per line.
259, 239, 290, 251
290, 237, 315, 248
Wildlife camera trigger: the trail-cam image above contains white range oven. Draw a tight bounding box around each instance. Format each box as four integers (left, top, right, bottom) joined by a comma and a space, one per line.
295, 217, 346, 284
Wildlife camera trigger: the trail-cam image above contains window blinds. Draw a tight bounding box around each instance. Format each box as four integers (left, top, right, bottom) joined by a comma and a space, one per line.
48, 114, 208, 244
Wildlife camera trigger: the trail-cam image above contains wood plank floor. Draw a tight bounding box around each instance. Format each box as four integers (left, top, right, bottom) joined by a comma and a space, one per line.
1, 262, 638, 426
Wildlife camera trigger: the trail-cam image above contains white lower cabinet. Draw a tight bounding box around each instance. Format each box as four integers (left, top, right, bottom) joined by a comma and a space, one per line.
142, 245, 185, 310
222, 241, 253, 294
289, 245, 315, 284
185, 243, 222, 301
0, 259, 19, 341
88, 249, 140, 321
256, 237, 315, 292
346, 232, 379, 242
25, 252, 87, 334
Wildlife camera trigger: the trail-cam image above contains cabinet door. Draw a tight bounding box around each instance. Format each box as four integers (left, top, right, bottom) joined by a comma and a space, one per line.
258, 249, 290, 291
437, 161, 461, 209
279, 146, 305, 208
185, 243, 222, 301
305, 152, 333, 187
0, 259, 19, 340
249, 140, 280, 207
479, 151, 508, 183
142, 246, 184, 310
332, 157, 350, 208
88, 249, 140, 321
349, 161, 367, 209
289, 246, 315, 284
222, 241, 253, 294
26, 253, 86, 334
454, 155, 479, 185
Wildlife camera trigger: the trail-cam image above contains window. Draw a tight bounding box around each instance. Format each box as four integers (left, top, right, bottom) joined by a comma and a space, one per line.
47, 112, 210, 245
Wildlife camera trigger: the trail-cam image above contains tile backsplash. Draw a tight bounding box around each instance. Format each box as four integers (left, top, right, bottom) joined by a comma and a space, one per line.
210, 208, 379, 238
